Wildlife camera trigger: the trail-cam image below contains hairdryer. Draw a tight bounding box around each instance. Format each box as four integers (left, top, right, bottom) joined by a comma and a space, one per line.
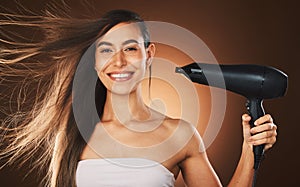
175, 62, 288, 170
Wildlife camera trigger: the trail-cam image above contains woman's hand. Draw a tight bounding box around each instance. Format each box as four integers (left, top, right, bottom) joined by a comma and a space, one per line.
242, 114, 277, 151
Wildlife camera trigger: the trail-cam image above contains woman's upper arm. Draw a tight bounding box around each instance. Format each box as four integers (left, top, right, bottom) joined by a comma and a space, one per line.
179, 133, 222, 187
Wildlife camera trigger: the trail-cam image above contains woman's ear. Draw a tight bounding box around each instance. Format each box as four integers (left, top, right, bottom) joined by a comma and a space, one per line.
146, 43, 156, 67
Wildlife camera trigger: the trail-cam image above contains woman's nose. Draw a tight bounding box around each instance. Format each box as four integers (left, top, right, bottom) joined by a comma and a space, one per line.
111, 50, 127, 67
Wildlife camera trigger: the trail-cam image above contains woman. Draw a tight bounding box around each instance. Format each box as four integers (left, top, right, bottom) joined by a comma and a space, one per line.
0, 9, 277, 187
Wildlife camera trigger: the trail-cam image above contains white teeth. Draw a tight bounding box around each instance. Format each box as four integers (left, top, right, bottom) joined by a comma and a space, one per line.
110, 73, 131, 78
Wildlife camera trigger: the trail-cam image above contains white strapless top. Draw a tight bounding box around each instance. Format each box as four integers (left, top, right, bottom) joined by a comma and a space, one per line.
76, 158, 175, 187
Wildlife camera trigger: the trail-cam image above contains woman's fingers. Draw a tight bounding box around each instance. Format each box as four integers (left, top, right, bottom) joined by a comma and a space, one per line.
264, 143, 274, 151
242, 113, 278, 151
248, 114, 277, 148
253, 114, 273, 126
250, 122, 277, 134
248, 132, 277, 145
242, 114, 252, 139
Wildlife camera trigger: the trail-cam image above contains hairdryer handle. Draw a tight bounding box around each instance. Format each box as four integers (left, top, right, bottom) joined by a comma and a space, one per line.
246, 98, 265, 170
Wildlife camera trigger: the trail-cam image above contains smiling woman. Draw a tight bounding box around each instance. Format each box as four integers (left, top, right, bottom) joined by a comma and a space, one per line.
0, 9, 278, 187
94, 22, 155, 95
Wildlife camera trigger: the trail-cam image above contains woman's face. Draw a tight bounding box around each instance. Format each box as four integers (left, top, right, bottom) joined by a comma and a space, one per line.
95, 22, 155, 95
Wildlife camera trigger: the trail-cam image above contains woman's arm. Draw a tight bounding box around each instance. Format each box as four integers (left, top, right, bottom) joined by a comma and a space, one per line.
228, 114, 277, 187
179, 114, 277, 187
179, 152, 222, 187
178, 132, 222, 187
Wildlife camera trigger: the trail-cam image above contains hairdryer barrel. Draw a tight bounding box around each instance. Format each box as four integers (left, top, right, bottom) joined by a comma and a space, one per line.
176, 62, 288, 170
175, 63, 288, 99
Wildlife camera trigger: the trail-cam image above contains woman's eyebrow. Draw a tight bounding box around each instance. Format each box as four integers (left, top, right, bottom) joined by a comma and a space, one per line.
97, 41, 113, 47
97, 39, 140, 47
122, 39, 139, 46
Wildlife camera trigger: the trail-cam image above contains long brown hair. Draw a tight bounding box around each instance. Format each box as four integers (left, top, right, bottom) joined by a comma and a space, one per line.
0, 9, 150, 187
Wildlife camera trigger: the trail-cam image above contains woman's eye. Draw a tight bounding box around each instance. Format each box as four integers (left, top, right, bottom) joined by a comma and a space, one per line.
124, 47, 138, 52
100, 48, 113, 53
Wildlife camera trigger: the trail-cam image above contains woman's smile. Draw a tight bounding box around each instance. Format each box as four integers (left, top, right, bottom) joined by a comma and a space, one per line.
107, 71, 135, 82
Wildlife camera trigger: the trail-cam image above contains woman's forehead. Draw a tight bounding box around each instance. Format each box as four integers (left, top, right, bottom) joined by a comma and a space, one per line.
97, 22, 144, 46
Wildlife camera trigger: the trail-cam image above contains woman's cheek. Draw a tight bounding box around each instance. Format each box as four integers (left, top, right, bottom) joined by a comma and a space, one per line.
94, 57, 108, 71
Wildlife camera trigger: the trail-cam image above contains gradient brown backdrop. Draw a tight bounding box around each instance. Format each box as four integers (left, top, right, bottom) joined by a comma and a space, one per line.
0, 0, 299, 186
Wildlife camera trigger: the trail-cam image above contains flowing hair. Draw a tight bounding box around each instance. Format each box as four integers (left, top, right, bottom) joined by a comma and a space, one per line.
0, 9, 150, 187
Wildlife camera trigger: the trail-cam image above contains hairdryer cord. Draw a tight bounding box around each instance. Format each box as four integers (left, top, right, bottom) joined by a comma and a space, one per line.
252, 169, 258, 187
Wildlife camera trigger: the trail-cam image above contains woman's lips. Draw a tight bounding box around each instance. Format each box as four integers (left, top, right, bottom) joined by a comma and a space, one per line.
107, 71, 134, 81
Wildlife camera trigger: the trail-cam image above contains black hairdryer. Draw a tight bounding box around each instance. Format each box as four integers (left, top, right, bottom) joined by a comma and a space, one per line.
175, 62, 288, 170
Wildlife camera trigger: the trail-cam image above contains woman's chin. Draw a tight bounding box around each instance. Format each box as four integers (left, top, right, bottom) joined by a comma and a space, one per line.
108, 86, 137, 96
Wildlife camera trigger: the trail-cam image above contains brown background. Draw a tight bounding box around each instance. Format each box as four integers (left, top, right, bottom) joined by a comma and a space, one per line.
0, 0, 299, 186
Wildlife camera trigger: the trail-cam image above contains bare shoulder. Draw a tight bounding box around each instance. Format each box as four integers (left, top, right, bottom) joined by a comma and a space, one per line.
164, 119, 222, 186
163, 117, 196, 132
162, 117, 205, 156
164, 117, 200, 137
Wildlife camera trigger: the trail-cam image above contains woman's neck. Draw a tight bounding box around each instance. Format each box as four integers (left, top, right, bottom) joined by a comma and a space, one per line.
101, 86, 151, 124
